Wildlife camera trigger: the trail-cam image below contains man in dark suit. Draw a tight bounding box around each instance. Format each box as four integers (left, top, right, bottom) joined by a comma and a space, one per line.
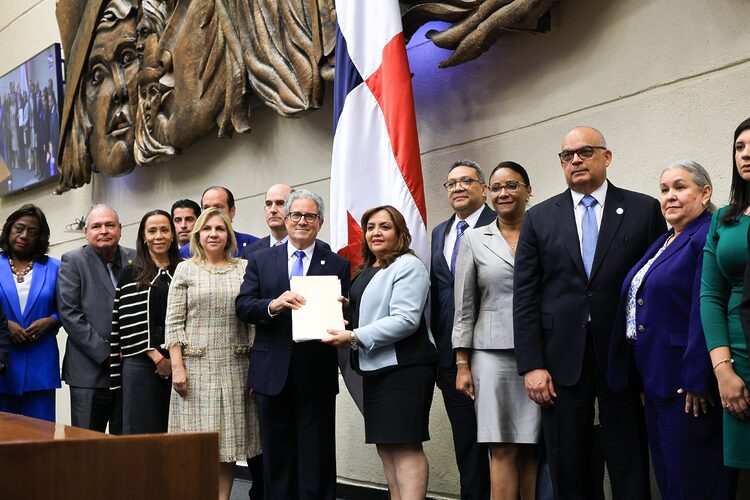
58, 205, 135, 433
240, 183, 291, 500
180, 186, 258, 258
431, 160, 495, 499
236, 190, 350, 500
170, 198, 201, 249
243, 183, 293, 256
514, 127, 666, 499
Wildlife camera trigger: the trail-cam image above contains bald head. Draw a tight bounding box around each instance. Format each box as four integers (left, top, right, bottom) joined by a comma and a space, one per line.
264, 184, 294, 238
559, 126, 612, 194
562, 126, 607, 150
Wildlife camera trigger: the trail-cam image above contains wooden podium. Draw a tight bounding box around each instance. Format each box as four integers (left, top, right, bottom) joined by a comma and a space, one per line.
0, 412, 218, 499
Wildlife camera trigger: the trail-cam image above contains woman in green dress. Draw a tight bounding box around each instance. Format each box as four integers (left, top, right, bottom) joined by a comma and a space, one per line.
701, 116, 750, 468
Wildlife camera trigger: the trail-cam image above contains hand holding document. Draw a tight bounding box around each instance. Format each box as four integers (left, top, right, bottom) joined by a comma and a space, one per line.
290, 276, 345, 342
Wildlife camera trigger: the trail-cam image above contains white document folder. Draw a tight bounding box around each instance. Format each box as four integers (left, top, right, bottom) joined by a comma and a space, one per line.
290, 275, 345, 342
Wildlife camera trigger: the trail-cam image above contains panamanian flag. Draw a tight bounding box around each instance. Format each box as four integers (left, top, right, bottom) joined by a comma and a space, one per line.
330, 0, 429, 269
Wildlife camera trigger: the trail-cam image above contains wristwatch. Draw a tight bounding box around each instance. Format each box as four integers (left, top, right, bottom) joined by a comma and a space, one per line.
350, 331, 359, 351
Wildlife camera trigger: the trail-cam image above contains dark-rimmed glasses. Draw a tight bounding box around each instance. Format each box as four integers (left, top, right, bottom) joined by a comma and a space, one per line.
287, 212, 320, 223
558, 146, 607, 164
443, 178, 483, 191
488, 181, 528, 193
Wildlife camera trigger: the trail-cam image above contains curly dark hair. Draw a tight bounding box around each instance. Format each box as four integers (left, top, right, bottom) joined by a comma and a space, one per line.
0, 204, 50, 261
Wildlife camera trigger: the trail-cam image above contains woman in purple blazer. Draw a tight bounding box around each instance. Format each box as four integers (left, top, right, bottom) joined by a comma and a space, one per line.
609, 161, 736, 500
0, 204, 60, 422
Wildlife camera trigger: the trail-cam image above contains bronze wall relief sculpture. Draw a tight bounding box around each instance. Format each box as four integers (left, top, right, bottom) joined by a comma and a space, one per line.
54, 0, 555, 193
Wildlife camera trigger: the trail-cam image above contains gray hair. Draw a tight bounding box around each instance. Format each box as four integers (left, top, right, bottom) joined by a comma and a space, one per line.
449, 159, 485, 184
284, 190, 325, 222
662, 160, 716, 212
86, 204, 121, 225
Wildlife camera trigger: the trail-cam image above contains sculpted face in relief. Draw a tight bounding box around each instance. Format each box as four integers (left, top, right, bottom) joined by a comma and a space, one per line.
55, 0, 556, 193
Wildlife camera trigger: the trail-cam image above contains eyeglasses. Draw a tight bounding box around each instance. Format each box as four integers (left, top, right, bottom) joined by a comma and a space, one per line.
287, 212, 320, 223
488, 181, 527, 193
558, 146, 607, 164
443, 178, 483, 191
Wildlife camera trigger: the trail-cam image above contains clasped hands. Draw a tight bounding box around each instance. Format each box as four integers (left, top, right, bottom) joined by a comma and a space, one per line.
8, 317, 56, 344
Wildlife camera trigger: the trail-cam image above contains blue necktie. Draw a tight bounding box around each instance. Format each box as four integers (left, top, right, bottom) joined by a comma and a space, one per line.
290, 250, 305, 279
451, 220, 469, 275
581, 195, 599, 278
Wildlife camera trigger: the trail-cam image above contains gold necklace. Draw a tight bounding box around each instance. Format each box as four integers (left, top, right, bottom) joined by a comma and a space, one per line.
9, 258, 33, 283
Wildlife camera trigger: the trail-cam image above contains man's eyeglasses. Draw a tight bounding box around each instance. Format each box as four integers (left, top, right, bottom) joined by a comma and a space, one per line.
287, 212, 320, 223
488, 181, 528, 193
558, 146, 607, 164
443, 178, 483, 191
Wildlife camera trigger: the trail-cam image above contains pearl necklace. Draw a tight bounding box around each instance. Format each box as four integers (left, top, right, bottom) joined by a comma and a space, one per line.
9, 259, 33, 283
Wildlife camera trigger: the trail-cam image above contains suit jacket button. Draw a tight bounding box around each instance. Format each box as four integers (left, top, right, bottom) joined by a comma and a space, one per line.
637, 298, 644, 306
638, 324, 645, 332
587, 291, 593, 297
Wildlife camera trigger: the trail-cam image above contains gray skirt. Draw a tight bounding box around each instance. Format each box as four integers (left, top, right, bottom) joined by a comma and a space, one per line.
472, 349, 541, 444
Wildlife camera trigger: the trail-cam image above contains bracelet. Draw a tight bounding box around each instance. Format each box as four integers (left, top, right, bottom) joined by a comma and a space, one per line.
713, 358, 734, 372
455, 360, 469, 366
153, 353, 164, 365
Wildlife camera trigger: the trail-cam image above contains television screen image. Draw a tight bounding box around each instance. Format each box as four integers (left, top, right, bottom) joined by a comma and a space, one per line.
0, 43, 64, 196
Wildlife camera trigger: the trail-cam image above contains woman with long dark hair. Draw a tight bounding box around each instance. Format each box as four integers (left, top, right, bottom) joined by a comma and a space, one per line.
0, 204, 60, 421
701, 116, 750, 468
324, 205, 436, 500
110, 209, 181, 434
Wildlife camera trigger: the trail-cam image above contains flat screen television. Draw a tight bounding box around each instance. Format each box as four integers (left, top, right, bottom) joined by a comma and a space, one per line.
0, 43, 64, 196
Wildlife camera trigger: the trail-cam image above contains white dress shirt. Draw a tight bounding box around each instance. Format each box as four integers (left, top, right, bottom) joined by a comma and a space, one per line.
571, 179, 608, 255
443, 205, 486, 267
287, 241, 316, 277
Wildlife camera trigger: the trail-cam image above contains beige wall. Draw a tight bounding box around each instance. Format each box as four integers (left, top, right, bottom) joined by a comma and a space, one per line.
2, 0, 750, 497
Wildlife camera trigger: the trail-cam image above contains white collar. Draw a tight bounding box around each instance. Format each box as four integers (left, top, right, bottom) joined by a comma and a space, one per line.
571, 179, 608, 207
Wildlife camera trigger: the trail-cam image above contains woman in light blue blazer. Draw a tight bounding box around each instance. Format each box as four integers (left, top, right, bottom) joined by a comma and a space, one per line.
453, 162, 541, 500
0, 204, 61, 421
325, 205, 436, 500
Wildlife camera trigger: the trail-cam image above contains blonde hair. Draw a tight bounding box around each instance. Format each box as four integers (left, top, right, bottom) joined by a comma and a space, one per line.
188, 208, 239, 263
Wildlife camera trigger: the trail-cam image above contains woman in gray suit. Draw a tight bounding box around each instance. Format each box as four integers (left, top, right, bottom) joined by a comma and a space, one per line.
453, 161, 541, 500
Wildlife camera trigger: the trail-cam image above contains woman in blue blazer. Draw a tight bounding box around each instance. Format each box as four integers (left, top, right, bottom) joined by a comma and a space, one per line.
0, 204, 61, 421
608, 161, 736, 500
325, 205, 436, 500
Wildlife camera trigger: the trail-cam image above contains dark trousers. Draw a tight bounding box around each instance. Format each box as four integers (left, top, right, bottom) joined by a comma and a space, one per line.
437, 365, 491, 500
0, 389, 55, 422
69, 386, 122, 434
255, 371, 336, 500
644, 396, 737, 500
121, 355, 171, 434
542, 330, 650, 500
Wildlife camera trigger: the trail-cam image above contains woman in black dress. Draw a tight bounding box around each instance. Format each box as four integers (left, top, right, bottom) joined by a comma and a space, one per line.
324, 205, 436, 500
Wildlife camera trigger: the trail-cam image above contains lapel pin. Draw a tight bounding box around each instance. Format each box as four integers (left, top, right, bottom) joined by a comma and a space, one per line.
321, 260, 326, 266
616, 208, 624, 215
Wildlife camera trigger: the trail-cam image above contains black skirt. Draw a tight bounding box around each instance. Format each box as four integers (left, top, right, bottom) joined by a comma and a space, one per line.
363, 363, 435, 444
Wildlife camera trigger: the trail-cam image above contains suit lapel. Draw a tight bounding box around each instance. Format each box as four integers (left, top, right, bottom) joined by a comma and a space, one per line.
590, 184, 625, 281
434, 215, 454, 277
272, 243, 289, 288
0, 255, 22, 320
641, 211, 710, 281
307, 242, 328, 276
23, 258, 46, 319
554, 192, 587, 280
482, 223, 514, 267
85, 245, 116, 297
